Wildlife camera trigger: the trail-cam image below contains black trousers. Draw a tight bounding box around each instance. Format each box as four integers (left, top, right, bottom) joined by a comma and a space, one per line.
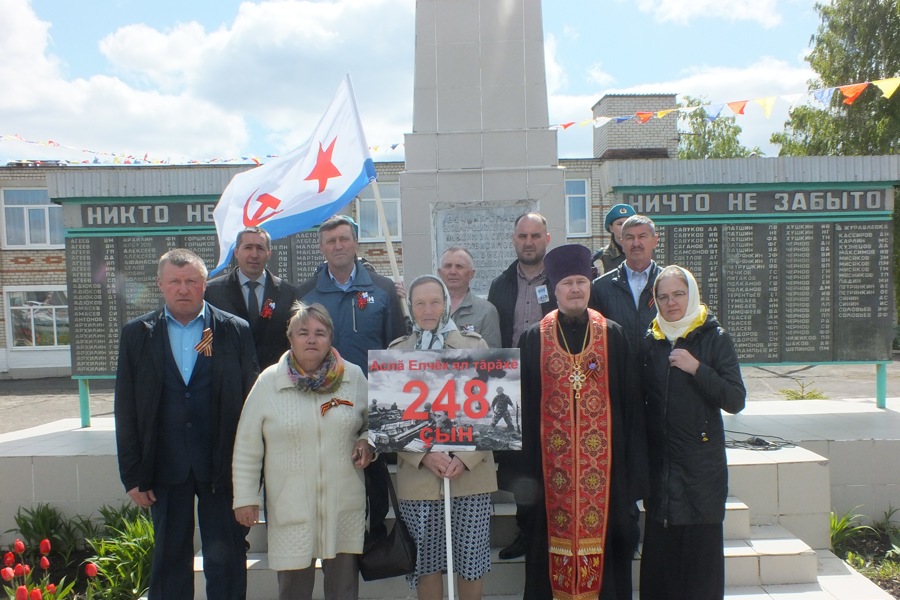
149, 473, 249, 600
496, 450, 534, 533
639, 520, 724, 600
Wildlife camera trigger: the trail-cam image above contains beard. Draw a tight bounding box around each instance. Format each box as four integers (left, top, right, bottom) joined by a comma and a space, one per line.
518, 251, 545, 266
558, 311, 588, 325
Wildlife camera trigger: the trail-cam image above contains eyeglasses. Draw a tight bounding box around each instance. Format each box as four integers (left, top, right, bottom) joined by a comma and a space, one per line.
656, 290, 687, 304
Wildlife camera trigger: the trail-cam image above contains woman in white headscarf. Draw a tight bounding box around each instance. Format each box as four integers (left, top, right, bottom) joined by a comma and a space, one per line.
638, 265, 746, 600
388, 274, 497, 600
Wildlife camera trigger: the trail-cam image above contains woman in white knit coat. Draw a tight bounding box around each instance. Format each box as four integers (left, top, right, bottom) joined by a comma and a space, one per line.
233, 302, 373, 600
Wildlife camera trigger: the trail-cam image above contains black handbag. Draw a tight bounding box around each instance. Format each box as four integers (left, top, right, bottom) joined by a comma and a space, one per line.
359, 476, 417, 581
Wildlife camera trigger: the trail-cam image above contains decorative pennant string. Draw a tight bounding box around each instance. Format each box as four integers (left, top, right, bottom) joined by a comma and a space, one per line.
4, 76, 899, 165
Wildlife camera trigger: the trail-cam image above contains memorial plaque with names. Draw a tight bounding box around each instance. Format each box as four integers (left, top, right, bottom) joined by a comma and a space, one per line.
657, 220, 892, 363
433, 203, 532, 297
66, 229, 324, 376
628, 184, 894, 363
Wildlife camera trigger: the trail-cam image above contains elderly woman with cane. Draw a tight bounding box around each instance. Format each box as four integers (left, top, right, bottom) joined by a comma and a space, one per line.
389, 274, 498, 600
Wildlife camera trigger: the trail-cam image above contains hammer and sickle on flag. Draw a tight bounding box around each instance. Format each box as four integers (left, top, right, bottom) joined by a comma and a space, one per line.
242, 192, 284, 227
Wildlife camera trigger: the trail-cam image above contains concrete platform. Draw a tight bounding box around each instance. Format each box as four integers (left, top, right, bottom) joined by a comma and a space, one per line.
2, 384, 900, 599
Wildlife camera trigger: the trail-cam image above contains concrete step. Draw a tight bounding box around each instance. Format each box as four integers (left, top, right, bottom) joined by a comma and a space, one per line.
635, 497, 750, 542
194, 547, 888, 600
244, 497, 751, 554
720, 524, 818, 587
157, 549, 898, 600
194, 549, 524, 600
197, 524, 817, 599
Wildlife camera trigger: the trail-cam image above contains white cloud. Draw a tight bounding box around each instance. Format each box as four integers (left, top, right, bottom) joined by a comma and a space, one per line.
544, 33, 567, 95
0, 0, 415, 163
635, 0, 782, 28
562, 24, 580, 41
549, 57, 814, 158
100, 0, 415, 139
586, 62, 615, 87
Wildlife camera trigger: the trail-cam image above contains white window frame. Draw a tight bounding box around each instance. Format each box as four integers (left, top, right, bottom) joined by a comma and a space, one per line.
1, 188, 64, 249
5, 285, 70, 350
565, 179, 591, 237
355, 183, 402, 243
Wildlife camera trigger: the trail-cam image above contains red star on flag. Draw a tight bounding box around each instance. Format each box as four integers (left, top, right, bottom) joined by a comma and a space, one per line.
304, 137, 342, 193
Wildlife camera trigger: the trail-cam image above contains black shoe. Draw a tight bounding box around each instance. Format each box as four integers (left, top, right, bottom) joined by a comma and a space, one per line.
499, 534, 528, 559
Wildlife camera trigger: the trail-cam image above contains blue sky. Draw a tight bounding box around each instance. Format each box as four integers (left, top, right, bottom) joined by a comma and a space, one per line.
0, 0, 820, 165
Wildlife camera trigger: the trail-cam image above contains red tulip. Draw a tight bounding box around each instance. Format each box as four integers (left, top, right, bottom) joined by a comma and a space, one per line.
30, 589, 42, 600
39, 540, 51, 555
16, 586, 27, 600
45, 584, 56, 594
39, 556, 50, 570
85, 562, 98, 577
13, 539, 25, 554
1, 567, 13, 581
22, 565, 30, 576
3, 552, 13, 567
13, 563, 24, 577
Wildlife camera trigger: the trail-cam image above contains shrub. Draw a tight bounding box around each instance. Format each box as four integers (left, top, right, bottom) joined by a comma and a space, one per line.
831, 506, 874, 555
84, 512, 153, 600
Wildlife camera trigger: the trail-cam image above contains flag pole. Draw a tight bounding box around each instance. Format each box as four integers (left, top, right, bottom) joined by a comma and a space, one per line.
371, 179, 410, 319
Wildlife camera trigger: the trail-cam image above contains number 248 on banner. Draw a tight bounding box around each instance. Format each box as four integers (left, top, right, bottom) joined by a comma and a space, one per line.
402, 379, 489, 420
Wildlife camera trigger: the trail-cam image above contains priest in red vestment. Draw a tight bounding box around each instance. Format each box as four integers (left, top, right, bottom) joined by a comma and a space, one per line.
518, 243, 648, 600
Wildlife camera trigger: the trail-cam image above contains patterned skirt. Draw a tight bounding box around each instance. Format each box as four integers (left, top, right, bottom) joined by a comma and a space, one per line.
398, 493, 492, 588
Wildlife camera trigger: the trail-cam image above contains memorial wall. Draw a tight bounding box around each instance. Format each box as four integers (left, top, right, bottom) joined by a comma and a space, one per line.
65, 200, 321, 376
627, 187, 894, 363
63, 184, 895, 375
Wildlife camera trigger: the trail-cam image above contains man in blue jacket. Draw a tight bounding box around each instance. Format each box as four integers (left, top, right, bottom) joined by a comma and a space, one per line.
115, 248, 259, 600
296, 215, 406, 537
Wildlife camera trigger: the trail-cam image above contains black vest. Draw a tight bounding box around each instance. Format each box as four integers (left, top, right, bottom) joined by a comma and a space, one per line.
154, 325, 215, 484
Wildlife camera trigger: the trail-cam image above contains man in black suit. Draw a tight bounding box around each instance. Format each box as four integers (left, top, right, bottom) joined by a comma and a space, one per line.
115, 248, 259, 600
205, 226, 299, 369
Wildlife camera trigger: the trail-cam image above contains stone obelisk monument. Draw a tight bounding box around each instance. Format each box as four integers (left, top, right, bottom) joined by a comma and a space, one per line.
399, 0, 565, 294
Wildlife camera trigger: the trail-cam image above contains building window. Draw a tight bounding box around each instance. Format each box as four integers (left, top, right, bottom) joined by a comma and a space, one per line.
565, 179, 590, 237
2, 188, 64, 249
6, 287, 70, 348
356, 182, 401, 242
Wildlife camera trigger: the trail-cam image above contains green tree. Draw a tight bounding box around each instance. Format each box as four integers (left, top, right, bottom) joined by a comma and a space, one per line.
771, 0, 900, 156
677, 96, 763, 159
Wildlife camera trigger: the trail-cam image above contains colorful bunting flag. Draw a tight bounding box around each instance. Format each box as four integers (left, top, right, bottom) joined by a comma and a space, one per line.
813, 88, 837, 105
704, 104, 725, 121
754, 97, 777, 118
727, 101, 748, 115
839, 82, 869, 105
872, 77, 900, 99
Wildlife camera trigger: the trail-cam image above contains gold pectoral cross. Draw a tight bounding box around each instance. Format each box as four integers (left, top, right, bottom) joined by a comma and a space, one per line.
569, 365, 586, 399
